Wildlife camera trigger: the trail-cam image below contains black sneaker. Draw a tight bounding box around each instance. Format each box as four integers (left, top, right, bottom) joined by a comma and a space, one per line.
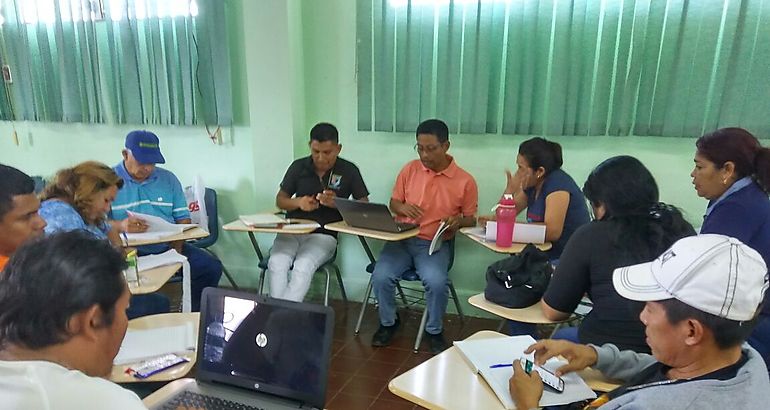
371, 315, 401, 347
425, 331, 448, 354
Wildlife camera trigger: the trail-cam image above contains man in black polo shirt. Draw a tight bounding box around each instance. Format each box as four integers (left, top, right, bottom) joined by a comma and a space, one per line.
268, 123, 369, 302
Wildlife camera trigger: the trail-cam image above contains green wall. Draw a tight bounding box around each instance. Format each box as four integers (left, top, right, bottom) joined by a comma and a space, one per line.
0, 0, 766, 317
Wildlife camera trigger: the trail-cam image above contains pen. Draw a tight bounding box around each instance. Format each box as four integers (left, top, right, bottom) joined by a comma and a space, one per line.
121, 231, 129, 247
489, 363, 514, 369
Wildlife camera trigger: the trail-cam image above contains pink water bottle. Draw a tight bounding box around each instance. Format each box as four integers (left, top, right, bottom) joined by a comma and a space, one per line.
495, 194, 516, 247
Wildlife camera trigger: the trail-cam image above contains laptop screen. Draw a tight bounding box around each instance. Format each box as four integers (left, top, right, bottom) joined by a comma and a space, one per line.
197, 288, 334, 409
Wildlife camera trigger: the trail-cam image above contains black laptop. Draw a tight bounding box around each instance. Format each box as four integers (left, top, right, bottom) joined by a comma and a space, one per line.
335, 198, 418, 233
149, 288, 334, 410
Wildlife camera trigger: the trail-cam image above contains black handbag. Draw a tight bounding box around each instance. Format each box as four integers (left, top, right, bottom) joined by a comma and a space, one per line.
484, 244, 553, 308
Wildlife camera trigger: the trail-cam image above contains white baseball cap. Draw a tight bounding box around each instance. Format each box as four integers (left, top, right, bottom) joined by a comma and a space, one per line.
613, 234, 768, 321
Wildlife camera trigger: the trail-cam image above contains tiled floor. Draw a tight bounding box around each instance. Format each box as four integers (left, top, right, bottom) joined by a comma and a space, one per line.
322, 298, 502, 410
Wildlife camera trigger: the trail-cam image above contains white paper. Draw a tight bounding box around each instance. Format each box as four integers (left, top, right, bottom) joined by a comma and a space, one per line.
135, 250, 192, 312
239, 213, 288, 227
453, 336, 596, 409
429, 221, 450, 255
485, 222, 497, 241
127, 211, 197, 233
114, 323, 196, 365
124, 231, 171, 242
513, 223, 546, 244
136, 249, 186, 272
485, 221, 546, 244
281, 222, 321, 230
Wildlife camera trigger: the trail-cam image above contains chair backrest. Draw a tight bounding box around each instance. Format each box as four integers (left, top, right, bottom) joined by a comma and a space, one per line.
190, 188, 219, 248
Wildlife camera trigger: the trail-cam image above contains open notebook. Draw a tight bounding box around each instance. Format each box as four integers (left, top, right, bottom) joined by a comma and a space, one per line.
114, 323, 196, 365
453, 335, 596, 408
124, 211, 199, 242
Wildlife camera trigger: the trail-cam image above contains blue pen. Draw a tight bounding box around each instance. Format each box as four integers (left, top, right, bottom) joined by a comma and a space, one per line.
489, 363, 513, 369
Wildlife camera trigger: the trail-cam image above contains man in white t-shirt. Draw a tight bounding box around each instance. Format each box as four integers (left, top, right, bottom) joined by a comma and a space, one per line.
0, 231, 146, 409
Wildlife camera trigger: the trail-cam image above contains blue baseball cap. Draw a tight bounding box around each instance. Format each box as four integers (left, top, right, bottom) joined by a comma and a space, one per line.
125, 130, 165, 164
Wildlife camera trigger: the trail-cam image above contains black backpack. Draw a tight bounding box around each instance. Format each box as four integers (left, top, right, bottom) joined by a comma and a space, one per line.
484, 244, 553, 308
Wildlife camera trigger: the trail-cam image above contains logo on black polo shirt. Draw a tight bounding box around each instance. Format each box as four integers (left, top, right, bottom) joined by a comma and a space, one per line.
328, 174, 342, 190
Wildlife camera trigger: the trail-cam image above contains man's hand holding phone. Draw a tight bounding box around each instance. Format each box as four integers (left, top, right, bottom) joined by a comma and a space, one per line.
524, 339, 598, 377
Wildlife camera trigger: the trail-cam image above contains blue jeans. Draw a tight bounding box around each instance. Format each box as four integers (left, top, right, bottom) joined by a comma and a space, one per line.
139, 243, 223, 311
372, 237, 451, 335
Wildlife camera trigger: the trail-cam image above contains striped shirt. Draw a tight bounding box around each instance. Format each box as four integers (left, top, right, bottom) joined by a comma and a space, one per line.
111, 162, 190, 223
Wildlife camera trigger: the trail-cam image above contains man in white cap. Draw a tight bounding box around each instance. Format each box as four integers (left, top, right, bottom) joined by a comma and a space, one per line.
509, 234, 770, 409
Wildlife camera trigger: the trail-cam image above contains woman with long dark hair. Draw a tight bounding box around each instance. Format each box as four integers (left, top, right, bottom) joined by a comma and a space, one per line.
692, 127, 770, 368
540, 156, 695, 352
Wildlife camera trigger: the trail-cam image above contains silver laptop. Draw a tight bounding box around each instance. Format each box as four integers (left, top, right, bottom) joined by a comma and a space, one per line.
335, 198, 418, 233
149, 288, 334, 410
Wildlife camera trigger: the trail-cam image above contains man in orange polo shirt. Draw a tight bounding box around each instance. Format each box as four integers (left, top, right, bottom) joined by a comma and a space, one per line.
371, 119, 478, 353
0, 164, 47, 270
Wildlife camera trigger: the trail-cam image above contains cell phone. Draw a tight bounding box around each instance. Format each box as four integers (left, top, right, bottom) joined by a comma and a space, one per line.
522, 358, 565, 393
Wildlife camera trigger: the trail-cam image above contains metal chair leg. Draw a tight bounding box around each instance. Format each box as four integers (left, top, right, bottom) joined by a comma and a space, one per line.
396, 282, 408, 306
448, 282, 464, 324
333, 264, 348, 303
355, 276, 374, 334
202, 248, 239, 290
258, 269, 266, 295
414, 307, 429, 353
221, 266, 240, 290
322, 267, 331, 307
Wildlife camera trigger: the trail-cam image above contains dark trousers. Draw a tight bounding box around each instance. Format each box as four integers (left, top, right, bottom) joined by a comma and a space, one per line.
127, 294, 170, 319
182, 243, 223, 311
138, 243, 223, 312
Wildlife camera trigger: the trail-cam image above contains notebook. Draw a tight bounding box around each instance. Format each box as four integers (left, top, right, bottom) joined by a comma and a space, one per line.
335, 198, 417, 233
148, 288, 335, 410
453, 335, 596, 409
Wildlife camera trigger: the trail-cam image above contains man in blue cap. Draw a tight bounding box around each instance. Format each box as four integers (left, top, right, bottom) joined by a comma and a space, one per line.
111, 130, 222, 311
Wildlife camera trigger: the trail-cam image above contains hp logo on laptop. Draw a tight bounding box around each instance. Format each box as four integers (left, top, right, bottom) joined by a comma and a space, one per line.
254, 383, 260, 389
255, 333, 268, 348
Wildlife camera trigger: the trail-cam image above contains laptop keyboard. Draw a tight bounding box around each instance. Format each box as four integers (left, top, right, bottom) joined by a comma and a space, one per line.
159, 391, 266, 410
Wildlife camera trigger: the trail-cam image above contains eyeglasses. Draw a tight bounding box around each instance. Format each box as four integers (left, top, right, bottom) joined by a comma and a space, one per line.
414, 143, 442, 153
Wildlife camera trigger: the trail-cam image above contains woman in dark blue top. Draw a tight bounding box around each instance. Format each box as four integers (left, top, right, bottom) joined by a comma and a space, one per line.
503, 137, 590, 260
495, 138, 590, 337
692, 127, 770, 369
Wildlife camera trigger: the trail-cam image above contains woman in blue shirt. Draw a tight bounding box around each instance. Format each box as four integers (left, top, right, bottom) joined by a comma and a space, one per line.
692, 127, 770, 369
39, 161, 124, 246
500, 137, 590, 260
39, 161, 169, 319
